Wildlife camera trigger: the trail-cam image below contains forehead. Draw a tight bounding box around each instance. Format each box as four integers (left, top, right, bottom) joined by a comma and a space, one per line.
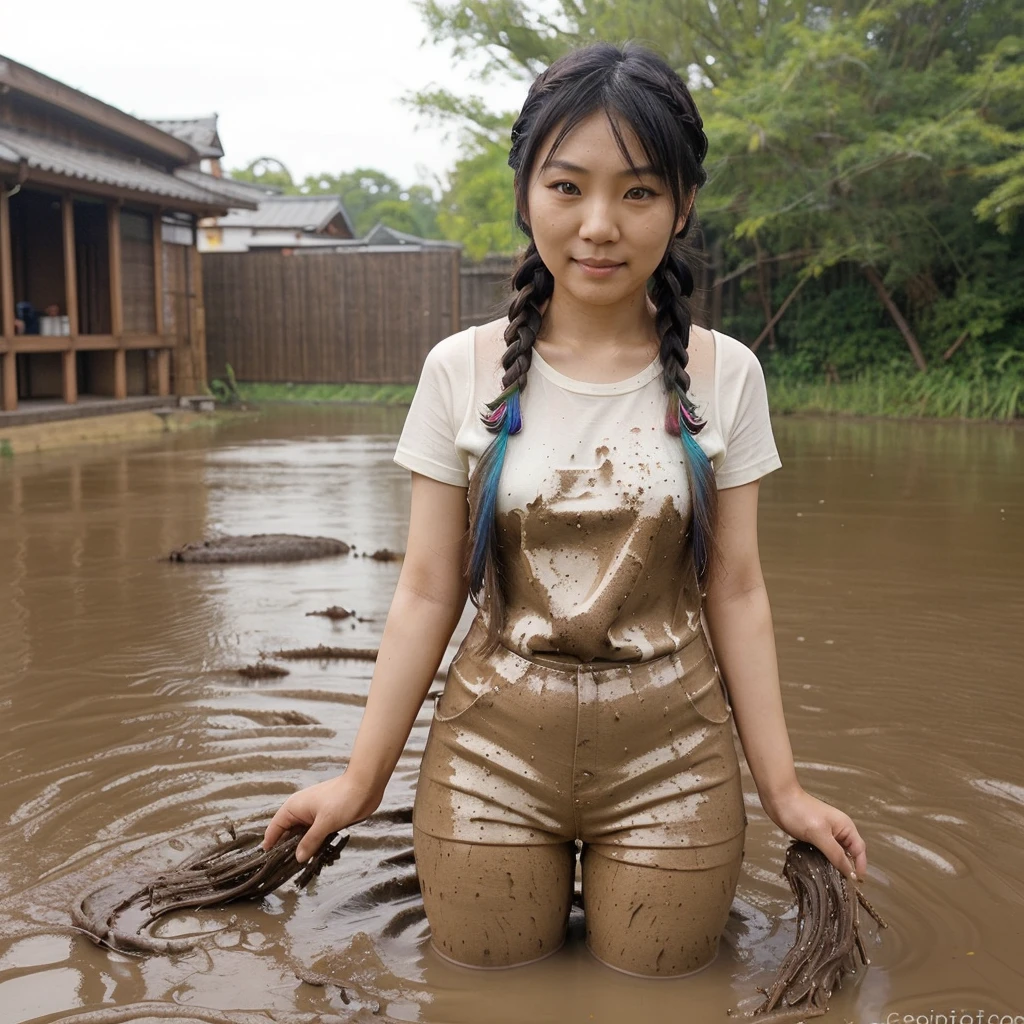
536, 111, 651, 175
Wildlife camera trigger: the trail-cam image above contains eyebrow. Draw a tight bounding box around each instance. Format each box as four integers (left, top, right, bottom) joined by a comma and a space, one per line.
543, 159, 660, 177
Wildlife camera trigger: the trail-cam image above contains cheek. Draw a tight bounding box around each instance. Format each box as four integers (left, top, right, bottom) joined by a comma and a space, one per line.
528, 193, 570, 234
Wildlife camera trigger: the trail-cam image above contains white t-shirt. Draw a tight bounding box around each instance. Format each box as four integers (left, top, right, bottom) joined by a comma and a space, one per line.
393, 320, 783, 661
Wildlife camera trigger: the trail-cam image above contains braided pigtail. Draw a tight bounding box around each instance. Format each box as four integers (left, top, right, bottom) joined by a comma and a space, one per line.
649, 245, 721, 596
466, 241, 554, 655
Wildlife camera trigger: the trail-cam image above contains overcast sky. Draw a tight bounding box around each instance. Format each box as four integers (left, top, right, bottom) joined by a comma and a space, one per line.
5, 0, 529, 195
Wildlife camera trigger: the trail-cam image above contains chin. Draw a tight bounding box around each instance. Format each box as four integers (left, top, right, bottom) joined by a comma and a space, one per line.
557, 282, 627, 305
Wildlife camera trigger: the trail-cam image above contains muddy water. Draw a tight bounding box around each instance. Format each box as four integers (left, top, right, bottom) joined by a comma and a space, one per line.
1, 407, 1022, 1024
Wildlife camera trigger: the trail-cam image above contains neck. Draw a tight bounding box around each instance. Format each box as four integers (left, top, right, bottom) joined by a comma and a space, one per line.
537, 284, 659, 357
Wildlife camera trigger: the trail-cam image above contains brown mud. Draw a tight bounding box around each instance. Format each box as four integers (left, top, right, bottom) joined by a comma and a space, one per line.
71, 822, 884, 1024
169, 534, 351, 563
268, 645, 379, 662
1, 405, 1021, 1023
358, 549, 403, 562
306, 606, 356, 620
237, 663, 290, 680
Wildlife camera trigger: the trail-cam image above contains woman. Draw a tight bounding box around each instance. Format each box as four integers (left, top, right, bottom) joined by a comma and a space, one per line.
263, 40, 868, 978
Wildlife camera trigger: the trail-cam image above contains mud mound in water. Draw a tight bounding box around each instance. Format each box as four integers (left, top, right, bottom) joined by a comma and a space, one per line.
169, 534, 350, 564
237, 662, 289, 680
306, 605, 355, 620
750, 840, 888, 1022
359, 548, 403, 561
268, 645, 378, 662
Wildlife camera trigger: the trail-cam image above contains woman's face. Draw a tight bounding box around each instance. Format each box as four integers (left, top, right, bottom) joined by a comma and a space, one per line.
522, 110, 692, 309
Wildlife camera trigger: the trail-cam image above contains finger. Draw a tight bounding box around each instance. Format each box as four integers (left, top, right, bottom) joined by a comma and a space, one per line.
818, 832, 858, 883
296, 819, 333, 864
844, 830, 868, 880
831, 817, 868, 882
263, 807, 302, 852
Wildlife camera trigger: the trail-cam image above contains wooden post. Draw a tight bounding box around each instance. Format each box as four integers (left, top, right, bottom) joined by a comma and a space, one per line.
1, 187, 16, 412
153, 209, 164, 334
152, 209, 168, 397
107, 200, 126, 398
113, 349, 127, 399
0, 352, 14, 411
62, 194, 78, 404
156, 348, 171, 397
190, 234, 207, 392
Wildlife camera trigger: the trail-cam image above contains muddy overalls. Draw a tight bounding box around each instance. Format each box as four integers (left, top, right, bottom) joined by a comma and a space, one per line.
411, 345, 748, 978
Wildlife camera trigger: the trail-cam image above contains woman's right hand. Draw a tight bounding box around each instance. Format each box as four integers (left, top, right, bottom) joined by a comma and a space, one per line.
262, 772, 382, 863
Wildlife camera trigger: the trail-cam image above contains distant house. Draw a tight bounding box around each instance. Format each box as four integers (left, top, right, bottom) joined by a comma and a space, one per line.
146, 115, 225, 177
309, 221, 461, 253
197, 194, 356, 253
0, 56, 255, 416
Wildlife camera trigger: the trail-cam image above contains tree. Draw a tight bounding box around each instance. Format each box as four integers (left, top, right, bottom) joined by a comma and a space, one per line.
230, 157, 295, 191
224, 163, 446, 239
408, 0, 1024, 373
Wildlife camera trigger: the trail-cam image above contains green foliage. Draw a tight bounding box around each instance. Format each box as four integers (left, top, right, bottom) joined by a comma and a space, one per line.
409, 0, 1024, 397
767, 349, 1023, 421
225, 165, 446, 240
231, 382, 417, 405
0, 438, 13, 460
399, 87, 522, 256
208, 364, 242, 405
229, 158, 295, 191
436, 138, 520, 260
290, 169, 445, 238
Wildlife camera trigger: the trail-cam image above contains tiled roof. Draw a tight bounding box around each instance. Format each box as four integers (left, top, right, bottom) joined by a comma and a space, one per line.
176, 168, 270, 206
363, 222, 459, 247
0, 127, 247, 211
215, 194, 351, 232
146, 116, 224, 159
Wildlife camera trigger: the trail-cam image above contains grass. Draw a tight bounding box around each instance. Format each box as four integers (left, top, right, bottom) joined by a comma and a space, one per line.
228, 382, 417, 406
209, 351, 1023, 423
767, 353, 1023, 422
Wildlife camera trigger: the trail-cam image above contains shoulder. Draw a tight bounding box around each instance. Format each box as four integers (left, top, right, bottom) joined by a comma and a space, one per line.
475, 316, 510, 366
710, 328, 768, 401
422, 323, 476, 375
712, 328, 763, 375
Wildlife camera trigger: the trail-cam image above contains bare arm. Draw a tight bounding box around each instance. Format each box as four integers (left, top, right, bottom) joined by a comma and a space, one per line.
703, 480, 868, 881
345, 471, 470, 797
263, 470, 470, 861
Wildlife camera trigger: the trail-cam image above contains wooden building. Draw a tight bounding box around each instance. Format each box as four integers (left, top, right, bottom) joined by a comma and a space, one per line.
203, 226, 463, 385
0, 55, 255, 414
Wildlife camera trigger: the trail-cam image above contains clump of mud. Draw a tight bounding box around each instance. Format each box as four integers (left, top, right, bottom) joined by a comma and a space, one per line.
236, 662, 289, 680
357, 548, 403, 561
268, 644, 379, 662
749, 840, 888, 1021
169, 534, 351, 564
306, 605, 355, 620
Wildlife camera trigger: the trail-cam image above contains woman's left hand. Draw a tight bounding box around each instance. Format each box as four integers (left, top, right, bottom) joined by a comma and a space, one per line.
765, 786, 868, 883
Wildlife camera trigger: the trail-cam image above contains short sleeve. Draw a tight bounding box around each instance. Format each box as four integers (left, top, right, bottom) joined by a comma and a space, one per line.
715, 344, 783, 489
393, 332, 471, 487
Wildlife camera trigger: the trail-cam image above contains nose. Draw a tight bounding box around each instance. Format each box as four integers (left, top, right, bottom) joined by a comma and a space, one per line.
578, 198, 620, 245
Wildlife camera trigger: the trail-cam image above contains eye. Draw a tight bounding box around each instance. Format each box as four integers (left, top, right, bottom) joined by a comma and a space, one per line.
548, 181, 658, 200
